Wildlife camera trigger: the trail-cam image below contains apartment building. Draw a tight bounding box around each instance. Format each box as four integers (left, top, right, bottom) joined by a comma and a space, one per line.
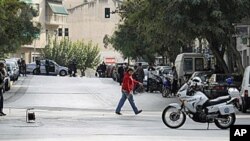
236, 25, 250, 68
64, 0, 123, 64
15, 0, 123, 64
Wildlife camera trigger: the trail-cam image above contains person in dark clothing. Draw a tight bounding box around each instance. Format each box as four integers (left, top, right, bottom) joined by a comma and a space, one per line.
45, 59, 50, 75
136, 63, 145, 83
35, 59, 41, 75
0, 62, 6, 116
115, 68, 143, 115
21, 59, 27, 76
171, 66, 178, 95
72, 59, 77, 77
100, 62, 107, 77
117, 65, 125, 85
134, 63, 145, 94
17, 59, 21, 76
68, 61, 73, 77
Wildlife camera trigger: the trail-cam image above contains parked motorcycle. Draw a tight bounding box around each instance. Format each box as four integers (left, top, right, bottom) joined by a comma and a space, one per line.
147, 73, 163, 93
162, 74, 172, 97
162, 77, 238, 129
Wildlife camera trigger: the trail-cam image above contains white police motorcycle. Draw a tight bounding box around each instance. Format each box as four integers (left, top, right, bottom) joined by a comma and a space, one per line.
162, 77, 239, 129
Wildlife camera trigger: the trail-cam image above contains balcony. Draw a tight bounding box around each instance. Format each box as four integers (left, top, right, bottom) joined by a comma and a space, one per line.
45, 1, 68, 25
46, 15, 67, 25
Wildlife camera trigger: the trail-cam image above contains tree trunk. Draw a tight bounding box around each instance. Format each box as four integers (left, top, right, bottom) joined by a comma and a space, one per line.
81, 69, 85, 77
209, 40, 229, 73
229, 37, 244, 75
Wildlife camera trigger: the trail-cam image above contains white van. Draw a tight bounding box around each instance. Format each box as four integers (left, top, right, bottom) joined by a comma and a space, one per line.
175, 53, 205, 85
240, 66, 250, 113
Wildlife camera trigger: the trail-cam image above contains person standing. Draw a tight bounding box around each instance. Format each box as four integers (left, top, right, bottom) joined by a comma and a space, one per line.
136, 63, 145, 83
72, 59, 77, 77
115, 68, 143, 115
45, 59, 50, 75
35, 59, 41, 75
171, 66, 178, 95
0, 62, 6, 116
117, 64, 124, 85
21, 59, 27, 76
146, 63, 156, 92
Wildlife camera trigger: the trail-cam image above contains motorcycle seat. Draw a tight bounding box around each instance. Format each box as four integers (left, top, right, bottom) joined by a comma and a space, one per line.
206, 96, 231, 106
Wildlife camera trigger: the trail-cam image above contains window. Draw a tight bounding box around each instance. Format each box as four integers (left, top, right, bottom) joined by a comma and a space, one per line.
183, 58, 193, 72
195, 58, 204, 71
65, 28, 69, 36
58, 28, 62, 36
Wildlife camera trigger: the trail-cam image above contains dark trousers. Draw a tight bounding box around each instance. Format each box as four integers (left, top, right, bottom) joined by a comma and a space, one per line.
171, 80, 178, 94
0, 89, 3, 112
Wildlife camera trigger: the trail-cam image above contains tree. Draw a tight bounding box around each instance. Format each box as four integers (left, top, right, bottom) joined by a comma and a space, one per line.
110, 0, 184, 64
162, 0, 250, 74
111, 0, 250, 74
42, 38, 100, 76
0, 0, 40, 55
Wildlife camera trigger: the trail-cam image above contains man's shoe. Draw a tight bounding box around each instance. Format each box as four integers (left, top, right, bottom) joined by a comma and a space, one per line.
136, 110, 142, 115
115, 112, 122, 115
0, 112, 6, 116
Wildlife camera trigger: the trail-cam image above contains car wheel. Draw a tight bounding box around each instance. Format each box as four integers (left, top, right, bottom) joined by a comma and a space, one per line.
59, 70, 67, 76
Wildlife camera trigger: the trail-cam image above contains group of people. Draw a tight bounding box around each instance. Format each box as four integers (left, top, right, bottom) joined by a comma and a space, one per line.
96, 62, 107, 77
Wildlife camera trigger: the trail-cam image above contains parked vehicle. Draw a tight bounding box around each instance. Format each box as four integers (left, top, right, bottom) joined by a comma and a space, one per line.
5, 61, 19, 81
161, 73, 172, 97
175, 53, 206, 85
26, 60, 68, 76
189, 71, 213, 83
0, 60, 11, 92
162, 77, 238, 129
205, 74, 242, 99
240, 66, 250, 113
147, 73, 163, 93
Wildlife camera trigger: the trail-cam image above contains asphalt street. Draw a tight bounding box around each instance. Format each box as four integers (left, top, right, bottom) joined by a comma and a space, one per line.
0, 75, 250, 141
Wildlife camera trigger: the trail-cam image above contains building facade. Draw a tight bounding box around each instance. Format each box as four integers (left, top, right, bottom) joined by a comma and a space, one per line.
236, 25, 250, 68
14, 0, 123, 64
13, 0, 68, 63
64, 0, 123, 64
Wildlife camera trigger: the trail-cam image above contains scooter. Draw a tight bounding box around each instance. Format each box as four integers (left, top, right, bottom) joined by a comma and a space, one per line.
162, 74, 172, 97
162, 78, 238, 129
147, 73, 163, 93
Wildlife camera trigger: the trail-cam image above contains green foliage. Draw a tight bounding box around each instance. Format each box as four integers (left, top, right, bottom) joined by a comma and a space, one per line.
42, 38, 101, 75
0, 0, 40, 55
111, 0, 250, 73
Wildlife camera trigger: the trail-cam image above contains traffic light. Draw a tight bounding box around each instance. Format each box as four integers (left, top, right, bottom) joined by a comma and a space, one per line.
105, 8, 110, 18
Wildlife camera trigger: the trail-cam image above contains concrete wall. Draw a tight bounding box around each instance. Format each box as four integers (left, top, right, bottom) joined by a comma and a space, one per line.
64, 0, 123, 63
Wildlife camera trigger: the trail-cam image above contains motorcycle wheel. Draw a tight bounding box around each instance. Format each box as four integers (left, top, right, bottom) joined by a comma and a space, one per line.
162, 106, 186, 129
214, 113, 236, 129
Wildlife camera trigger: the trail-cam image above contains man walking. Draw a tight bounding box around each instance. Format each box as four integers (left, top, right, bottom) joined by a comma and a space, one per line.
115, 68, 143, 115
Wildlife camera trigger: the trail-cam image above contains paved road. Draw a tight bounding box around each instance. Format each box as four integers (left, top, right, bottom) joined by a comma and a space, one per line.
0, 75, 250, 141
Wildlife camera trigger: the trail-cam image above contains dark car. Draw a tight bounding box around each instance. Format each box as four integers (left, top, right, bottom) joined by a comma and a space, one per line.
205, 74, 242, 99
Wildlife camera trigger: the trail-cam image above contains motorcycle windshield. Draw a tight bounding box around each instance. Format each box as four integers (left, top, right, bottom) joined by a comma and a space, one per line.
178, 83, 188, 93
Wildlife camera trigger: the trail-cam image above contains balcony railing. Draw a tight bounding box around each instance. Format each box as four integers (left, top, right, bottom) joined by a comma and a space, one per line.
45, 15, 67, 25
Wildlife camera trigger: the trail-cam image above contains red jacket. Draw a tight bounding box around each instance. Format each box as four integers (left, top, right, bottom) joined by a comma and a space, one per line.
122, 72, 139, 94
